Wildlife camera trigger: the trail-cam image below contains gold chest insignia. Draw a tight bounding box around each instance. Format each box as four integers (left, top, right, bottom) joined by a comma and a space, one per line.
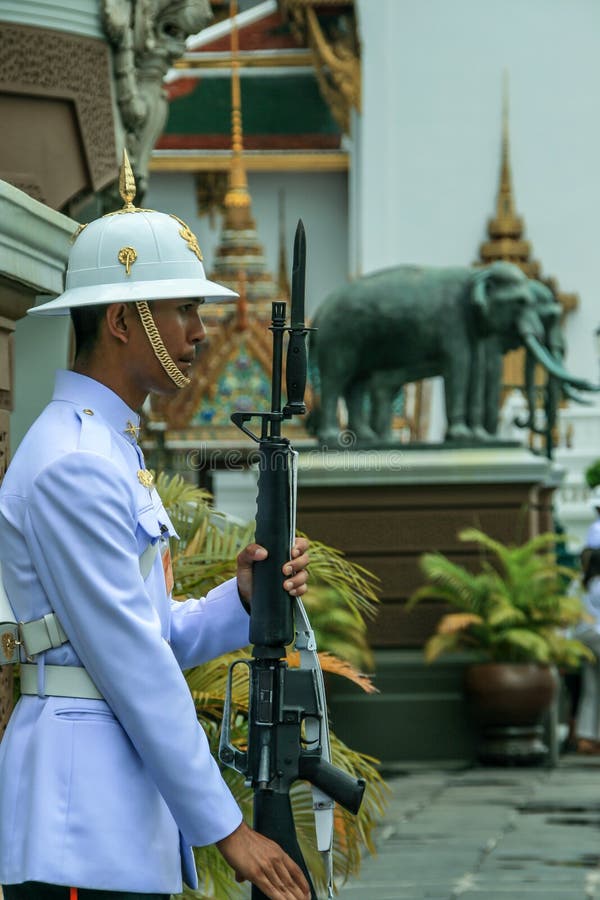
170, 214, 203, 262
118, 246, 138, 275
137, 469, 154, 488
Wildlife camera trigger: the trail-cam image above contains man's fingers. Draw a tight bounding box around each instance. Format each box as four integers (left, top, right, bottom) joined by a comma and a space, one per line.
239, 542, 268, 564
282, 546, 310, 596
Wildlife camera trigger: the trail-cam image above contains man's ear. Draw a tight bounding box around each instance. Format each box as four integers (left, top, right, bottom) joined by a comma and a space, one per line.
105, 303, 130, 344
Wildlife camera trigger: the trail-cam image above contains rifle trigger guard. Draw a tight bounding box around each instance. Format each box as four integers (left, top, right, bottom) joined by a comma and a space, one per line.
219, 657, 250, 775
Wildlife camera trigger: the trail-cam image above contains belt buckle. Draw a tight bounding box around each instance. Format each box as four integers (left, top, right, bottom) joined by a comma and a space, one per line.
0, 624, 21, 664
17, 623, 34, 662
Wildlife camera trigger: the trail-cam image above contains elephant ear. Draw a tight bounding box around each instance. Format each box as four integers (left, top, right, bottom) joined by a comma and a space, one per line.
470, 262, 528, 331
470, 267, 494, 330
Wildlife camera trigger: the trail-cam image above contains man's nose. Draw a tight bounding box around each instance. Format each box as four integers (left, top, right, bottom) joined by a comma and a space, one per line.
192, 314, 207, 344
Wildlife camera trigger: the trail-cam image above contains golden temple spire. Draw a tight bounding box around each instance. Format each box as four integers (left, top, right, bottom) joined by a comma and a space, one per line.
490, 73, 522, 239
479, 73, 537, 275
223, 0, 252, 225
277, 190, 291, 298
209, 0, 283, 309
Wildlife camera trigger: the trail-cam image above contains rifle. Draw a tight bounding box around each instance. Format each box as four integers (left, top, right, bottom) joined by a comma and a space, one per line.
219, 220, 365, 899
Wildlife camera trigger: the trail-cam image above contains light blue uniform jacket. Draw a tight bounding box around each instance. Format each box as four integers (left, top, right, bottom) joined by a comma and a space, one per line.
0, 370, 250, 893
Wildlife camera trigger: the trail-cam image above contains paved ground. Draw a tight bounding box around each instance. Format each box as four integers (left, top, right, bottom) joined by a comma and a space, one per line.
337, 754, 600, 900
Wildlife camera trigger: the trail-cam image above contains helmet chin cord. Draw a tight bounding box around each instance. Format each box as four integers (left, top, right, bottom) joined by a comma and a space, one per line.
135, 301, 191, 389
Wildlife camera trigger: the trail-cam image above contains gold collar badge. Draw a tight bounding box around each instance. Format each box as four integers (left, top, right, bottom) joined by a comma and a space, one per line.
124, 421, 139, 440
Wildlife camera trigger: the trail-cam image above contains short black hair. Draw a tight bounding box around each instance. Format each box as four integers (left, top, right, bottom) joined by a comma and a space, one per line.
582, 547, 600, 588
70, 304, 109, 359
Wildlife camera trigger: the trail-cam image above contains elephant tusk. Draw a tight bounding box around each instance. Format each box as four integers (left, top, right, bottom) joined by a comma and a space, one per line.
523, 333, 600, 392
562, 383, 595, 406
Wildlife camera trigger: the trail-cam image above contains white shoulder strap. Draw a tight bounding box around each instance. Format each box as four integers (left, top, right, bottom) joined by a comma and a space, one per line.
0, 541, 160, 666
0, 563, 16, 625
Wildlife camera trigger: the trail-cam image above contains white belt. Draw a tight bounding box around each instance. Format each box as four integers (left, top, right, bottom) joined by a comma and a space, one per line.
20, 664, 104, 700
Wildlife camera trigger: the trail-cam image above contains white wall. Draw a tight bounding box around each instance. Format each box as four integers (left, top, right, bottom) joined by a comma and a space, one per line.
11, 313, 71, 448
0, 1, 103, 37
145, 170, 349, 319
355, 0, 600, 386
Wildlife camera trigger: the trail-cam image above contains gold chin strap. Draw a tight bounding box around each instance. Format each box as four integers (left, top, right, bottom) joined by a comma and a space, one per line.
135, 301, 191, 389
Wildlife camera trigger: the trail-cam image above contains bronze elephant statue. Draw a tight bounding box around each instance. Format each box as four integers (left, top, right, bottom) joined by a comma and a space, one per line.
308, 261, 595, 444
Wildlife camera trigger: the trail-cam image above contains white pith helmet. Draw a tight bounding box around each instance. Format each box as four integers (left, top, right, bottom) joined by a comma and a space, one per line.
28, 150, 237, 316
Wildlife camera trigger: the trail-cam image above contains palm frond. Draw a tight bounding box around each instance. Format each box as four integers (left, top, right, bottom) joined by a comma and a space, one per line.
300, 536, 380, 622
410, 526, 592, 666
436, 613, 483, 635
491, 628, 551, 663
287, 650, 378, 694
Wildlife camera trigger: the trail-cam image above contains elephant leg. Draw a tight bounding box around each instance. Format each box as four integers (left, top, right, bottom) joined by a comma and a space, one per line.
466, 338, 498, 440
443, 355, 472, 440
482, 345, 503, 436
347, 380, 378, 442
370, 371, 405, 439
370, 386, 397, 440
317, 370, 344, 445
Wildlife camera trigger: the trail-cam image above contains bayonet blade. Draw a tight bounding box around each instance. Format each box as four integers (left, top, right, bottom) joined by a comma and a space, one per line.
291, 219, 306, 328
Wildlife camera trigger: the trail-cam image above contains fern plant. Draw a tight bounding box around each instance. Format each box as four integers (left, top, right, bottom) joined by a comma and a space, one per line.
408, 527, 592, 667
157, 474, 387, 898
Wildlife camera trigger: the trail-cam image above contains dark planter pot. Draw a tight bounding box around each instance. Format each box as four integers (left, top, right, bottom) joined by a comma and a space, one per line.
464, 662, 557, 766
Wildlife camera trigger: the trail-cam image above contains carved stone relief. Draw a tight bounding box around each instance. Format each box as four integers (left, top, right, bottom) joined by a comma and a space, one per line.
0, 22, 117, 207
101, 0, 213, 202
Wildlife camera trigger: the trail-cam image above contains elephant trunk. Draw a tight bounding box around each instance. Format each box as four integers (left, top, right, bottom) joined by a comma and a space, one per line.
519, 345, 537, 430
522, 333, 600, 392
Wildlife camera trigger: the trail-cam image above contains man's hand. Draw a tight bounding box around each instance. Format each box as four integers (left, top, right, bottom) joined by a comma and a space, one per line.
237, 537, 310, 607
217, 821, 311, 899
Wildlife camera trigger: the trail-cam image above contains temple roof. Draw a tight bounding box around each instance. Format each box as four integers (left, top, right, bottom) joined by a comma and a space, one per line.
152, 0, 358, 173
148, 1, 312, 446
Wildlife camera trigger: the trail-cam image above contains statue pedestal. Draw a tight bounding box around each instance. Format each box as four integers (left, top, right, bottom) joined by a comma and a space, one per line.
296, 444, 562, 763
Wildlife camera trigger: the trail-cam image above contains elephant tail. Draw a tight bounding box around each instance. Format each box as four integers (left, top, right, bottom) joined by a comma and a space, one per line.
305, 323, 321, 436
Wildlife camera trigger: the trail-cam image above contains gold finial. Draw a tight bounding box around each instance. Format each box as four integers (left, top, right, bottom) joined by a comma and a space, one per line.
497, 71, 518, 227
478, 71, 534, 273
224, 0, 252, 214
277, 189, 291, 298
119, 148, 137, 211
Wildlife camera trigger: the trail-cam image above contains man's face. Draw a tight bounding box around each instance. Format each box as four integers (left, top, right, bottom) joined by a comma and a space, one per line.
128, 297, 206, 396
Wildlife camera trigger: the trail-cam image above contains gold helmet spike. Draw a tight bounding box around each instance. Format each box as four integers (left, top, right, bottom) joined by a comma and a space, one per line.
119, 149, 137, 211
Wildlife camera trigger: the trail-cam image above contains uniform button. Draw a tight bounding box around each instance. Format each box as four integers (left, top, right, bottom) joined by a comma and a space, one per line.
83, 409, 94, 416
